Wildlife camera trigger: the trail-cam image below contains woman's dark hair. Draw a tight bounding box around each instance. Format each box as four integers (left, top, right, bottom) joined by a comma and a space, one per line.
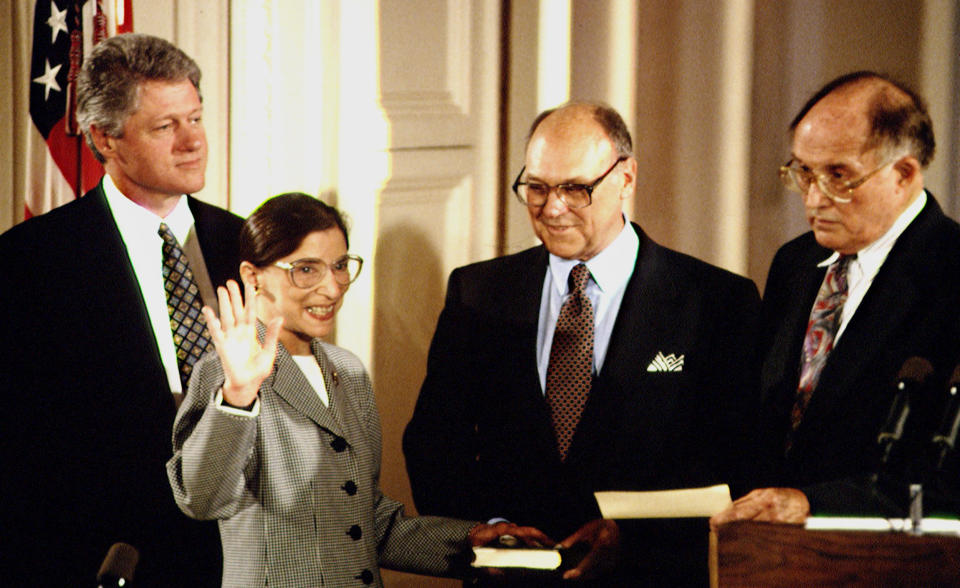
239, 193, 349, 267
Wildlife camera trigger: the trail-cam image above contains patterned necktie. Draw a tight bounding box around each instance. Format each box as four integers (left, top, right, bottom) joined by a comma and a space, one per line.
788, 254, 854, 446
545, 263, 595, 461
159, 223, 213, 390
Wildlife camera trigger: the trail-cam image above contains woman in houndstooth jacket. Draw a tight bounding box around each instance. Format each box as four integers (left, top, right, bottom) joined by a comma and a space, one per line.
167, 193, 547, 587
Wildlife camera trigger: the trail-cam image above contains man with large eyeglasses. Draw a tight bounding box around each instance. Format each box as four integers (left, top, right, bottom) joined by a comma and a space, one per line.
404, 102, 761, 586
711, 72, 960, 532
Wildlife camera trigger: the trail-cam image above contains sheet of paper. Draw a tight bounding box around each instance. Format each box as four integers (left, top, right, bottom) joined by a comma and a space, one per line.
594, 484, 732, 518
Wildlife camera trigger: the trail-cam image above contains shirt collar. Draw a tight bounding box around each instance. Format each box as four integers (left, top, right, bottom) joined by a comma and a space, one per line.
548, 217, 638, 295
102, 175, 195, 243
817, 189, 927, 269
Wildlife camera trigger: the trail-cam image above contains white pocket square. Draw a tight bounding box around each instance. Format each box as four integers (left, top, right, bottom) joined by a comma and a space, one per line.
646, 351, 684, 372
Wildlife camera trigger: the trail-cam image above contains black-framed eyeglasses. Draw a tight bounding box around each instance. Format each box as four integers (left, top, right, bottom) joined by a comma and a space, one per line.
512, 156, 628, 209
779, 158, 894, 204
273, 255, 364, 288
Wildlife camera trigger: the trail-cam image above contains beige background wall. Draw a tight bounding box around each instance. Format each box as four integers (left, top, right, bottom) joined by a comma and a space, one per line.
1, 1, 958, 586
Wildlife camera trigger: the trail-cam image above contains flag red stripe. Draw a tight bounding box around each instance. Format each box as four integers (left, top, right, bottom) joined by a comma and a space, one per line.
44, 117, 85, 194
118, 0, 134, 33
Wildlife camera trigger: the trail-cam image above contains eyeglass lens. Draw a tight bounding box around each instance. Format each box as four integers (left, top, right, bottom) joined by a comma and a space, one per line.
289, 257, 362, 288
782, 166, 848, 199
520, 184, 591, 208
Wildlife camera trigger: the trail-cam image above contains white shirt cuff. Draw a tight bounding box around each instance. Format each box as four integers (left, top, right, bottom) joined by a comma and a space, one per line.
214, 388, 260, 417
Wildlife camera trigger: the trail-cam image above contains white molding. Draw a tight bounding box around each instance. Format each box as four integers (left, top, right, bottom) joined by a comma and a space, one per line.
379, 0, 473, 148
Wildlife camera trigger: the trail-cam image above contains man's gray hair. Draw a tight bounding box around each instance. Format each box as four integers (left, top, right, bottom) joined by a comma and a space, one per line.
789, 71, 935, 168
76, 33, 202, 163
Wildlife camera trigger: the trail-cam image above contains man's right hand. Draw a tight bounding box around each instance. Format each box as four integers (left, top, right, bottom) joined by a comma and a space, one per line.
709, 487, 810, 532
468, 521, 554, 548
556, 518, 620, 581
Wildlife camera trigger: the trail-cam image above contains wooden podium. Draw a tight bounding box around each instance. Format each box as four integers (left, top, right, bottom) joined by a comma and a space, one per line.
711, 521, 960, 586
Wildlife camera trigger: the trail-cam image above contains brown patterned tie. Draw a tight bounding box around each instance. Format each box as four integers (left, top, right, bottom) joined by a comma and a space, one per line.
159, 223, 213, 390
545, 263, 595, 461
786, 254, 854, 451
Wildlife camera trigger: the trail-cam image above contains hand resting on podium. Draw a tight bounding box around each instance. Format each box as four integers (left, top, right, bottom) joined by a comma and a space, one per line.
709, 488, 810, 532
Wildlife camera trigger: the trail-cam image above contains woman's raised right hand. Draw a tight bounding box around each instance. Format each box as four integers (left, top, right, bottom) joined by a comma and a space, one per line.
201, 279, 283, 407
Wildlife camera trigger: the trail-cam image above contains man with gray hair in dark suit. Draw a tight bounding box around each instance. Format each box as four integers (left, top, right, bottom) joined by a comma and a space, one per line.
405, 101, 762, 585
712, 71, 960, 530
2, 33, 242, 586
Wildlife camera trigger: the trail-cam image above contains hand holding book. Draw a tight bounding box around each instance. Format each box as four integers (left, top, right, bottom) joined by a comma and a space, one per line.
467, 520, 553, 548
471, 518, 619, 581
470, 485, 733, 578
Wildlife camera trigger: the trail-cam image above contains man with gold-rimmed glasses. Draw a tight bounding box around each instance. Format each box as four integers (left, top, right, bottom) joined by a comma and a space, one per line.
711, 71, 960, 531
779, 155, 894, 205
405, 101, 761, 585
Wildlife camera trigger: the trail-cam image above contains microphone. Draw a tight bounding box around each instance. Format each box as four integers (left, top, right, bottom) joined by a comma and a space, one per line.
877, 357, 934, 465
96, 542, 139, 588
932, 365, 960, 470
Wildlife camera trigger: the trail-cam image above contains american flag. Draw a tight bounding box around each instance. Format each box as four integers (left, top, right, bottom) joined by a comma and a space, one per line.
27, 0, 133, 219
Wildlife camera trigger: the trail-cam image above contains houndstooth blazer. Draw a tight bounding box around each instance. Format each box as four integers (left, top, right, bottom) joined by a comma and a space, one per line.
168, 336, 477, 587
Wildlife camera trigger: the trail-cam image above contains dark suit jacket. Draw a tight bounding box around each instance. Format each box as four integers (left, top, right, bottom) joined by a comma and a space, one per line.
0, 181, 242, 587
403, 223, 761, 586
756, 195, 960, 514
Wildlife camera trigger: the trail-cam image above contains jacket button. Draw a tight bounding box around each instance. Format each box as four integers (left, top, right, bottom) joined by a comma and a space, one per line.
347, 524, 362, 540
342, 480, 357, 495
330, 436, 347, 452
355, 569, 374, 584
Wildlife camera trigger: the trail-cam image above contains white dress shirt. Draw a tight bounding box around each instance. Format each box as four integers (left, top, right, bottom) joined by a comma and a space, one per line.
819, 190, 927, 344
102, 176, 197, 393
292, 354, 330, 406
536, 218, 639, 393
216, 353, 329, 417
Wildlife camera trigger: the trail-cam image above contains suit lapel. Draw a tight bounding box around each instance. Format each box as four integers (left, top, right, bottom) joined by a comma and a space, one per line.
81, 183, 172, 402
507, 246, 551, 398
187, 196, 242, 288
816, 266, 921, 397
499, 247, 563, 460
268, 341, 345, 439
760, 249, 826, 407
567, 225, 680, 463
803, 198, 940, 419
82, 183, 144, 303
601, 225, 681, 385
